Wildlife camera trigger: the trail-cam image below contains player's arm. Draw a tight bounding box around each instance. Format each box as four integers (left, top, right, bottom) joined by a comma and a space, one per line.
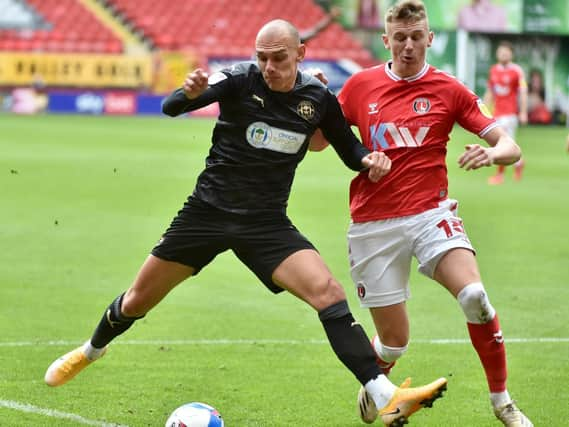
458, 126, 521, 170
319, 91, 390, 181
308, 129, 330, 152
518, 76, 529, 125
162, 68, 225, 116
482, 85, 494, 111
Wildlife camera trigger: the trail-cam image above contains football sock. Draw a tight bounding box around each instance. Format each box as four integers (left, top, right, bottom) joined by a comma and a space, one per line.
90, 293, 144, 349
490, 390, 512, 408
319, 300, 382, 385
495, 165, 506, 175
372, 336, 406, 373
364, 374, 397, 410
83, 340, 106, 361
467, 315, 507, 393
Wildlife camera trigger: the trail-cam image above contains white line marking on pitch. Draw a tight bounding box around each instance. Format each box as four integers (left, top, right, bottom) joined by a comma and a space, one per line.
0, 399, 128, 427
0, 337, 568, 347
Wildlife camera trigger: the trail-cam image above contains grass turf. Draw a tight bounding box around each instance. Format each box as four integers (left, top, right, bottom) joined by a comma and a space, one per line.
1, 113, 568, 426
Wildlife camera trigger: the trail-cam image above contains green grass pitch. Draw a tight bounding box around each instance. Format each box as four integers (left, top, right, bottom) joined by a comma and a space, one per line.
1, 113, 568, 426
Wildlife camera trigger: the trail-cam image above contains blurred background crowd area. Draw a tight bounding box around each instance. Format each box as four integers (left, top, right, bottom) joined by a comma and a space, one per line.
1, 0, 568, 125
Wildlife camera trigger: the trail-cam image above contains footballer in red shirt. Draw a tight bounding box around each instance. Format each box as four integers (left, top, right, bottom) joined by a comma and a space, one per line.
484, 41, 528, 184
311, 1, 533, 426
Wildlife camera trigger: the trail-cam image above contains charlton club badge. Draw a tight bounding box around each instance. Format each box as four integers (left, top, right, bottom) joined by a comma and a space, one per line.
413, 97, 431, 114
357, 282, 366, 299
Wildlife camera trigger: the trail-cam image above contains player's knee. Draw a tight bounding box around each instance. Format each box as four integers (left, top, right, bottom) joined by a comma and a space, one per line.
120, 290, 149, 318
372, 335, 408, 362
313, 277, 346, 309
457, 282, 496, 324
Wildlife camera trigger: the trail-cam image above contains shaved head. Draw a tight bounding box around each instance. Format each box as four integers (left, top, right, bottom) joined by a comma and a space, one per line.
255, 19, 305, 92
256, 19, 300, 48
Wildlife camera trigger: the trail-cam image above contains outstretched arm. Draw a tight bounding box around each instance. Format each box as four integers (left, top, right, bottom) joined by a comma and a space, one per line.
458, 126, 521, 171
162, 68, 220, 116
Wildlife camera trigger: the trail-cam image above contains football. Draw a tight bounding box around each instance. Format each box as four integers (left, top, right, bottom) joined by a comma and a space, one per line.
165, 402, 224, 427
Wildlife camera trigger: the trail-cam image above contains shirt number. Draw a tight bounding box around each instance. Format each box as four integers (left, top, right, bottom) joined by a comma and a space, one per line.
436, 219, 464, 238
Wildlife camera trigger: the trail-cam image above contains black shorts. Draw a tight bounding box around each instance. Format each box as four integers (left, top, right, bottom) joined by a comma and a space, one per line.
151, 196, 316, 293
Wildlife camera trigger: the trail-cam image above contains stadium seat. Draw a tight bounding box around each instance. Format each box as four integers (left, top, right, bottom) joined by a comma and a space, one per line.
0, 0, 123, 53
104, 0, 374, 65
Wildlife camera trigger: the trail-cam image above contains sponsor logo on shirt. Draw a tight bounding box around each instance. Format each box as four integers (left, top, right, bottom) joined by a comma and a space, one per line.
493, 83, 511, 96
368, 102, 379, 114
246, 122, 306, 154
369, 122, 430, 150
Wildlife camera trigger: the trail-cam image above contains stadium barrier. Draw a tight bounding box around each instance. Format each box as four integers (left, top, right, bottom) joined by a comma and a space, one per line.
0, 52, 153, 88
43, 90, 220, 116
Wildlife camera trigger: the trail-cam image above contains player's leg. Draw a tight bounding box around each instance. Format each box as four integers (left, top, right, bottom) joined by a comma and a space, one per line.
488, 164, 506, 185
45, 197, 226, 387
433, 249, 533, 426
272, 250, 446, 426
369, 303, 409, 375
415, 199, 531, 425
45, 255, 195, 387
348, 217, 413, 375
490, 114, 520, 184
347, 218, 446, 424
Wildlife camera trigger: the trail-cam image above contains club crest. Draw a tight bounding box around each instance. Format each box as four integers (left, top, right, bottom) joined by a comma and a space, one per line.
297, 100, 315, 120
413, 97, 431, 114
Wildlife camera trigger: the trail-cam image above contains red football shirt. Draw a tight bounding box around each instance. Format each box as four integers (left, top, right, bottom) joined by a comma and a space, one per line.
487, 63, 526, 117
339, 62, 497, 222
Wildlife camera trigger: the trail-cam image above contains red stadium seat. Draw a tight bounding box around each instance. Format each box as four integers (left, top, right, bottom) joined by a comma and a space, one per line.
0, 0, 124, 53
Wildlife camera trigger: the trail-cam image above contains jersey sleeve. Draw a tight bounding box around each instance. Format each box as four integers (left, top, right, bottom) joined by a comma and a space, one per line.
515, 64, 527, 90
454, 81, 497, 137
161, 63, 254, 116
319, 90, 370, 171
337, 74, 357, 125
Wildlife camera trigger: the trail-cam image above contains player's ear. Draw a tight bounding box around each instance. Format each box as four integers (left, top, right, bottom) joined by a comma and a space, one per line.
427, 31, 434, 47
382, 33, 390, 49
297, 44, 306, 62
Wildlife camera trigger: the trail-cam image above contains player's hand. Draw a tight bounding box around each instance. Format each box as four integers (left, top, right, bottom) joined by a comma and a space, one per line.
458, 144, 495, 170
306, 67, 329, 85
182, 69, 209, 99
519, 111, 528, 125
362, 151, 391, 182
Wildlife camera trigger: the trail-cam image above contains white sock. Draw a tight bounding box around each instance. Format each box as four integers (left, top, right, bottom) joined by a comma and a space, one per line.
83, 340, 105, 361
364, 374, 397, 410
490, 390, 512, 408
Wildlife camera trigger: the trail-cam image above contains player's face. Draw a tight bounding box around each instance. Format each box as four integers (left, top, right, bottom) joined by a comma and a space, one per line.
383, 19, 433, 78
496, 46, 513, 64
256, 34, 305, 92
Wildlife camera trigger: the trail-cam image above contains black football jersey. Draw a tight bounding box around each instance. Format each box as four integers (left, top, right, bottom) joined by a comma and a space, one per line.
162, 62, 369, 214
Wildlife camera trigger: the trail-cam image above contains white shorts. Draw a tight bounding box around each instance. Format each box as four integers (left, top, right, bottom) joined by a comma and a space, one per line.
347, 199, 475, 308
496, 114, 518, 137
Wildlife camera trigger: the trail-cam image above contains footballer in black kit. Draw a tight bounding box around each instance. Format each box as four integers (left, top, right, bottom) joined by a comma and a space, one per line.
154, 61, 371, 292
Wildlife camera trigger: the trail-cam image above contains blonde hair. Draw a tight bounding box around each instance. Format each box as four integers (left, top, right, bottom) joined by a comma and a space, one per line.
385, 0, 429, 27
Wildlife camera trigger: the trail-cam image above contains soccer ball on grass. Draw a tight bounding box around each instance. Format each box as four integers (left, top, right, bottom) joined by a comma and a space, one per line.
165, 402, 224, 427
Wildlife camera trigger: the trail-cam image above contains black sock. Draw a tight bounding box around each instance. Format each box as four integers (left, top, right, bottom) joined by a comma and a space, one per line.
319, 300, 381, 385
90, 293, 144, 348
